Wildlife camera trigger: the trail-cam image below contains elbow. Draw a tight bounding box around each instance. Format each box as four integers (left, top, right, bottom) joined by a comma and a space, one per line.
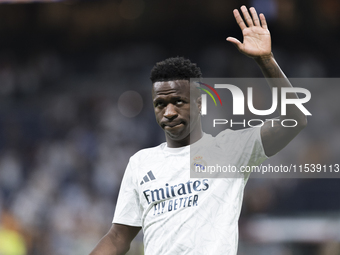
300, 115, 308, 128
296, 115, 307, 131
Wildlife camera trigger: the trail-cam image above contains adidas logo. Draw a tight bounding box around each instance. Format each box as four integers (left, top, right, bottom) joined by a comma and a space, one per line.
140, 171, 156, 185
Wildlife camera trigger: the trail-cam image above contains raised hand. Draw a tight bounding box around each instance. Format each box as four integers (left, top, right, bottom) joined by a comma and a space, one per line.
227, 6, 271, 58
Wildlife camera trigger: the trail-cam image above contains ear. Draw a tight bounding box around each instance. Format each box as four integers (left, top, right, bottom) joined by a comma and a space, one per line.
196, 96, 202, 112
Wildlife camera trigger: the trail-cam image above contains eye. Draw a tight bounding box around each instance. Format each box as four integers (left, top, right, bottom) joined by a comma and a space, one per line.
155, 101, 164, 107
176, 99, 184, 105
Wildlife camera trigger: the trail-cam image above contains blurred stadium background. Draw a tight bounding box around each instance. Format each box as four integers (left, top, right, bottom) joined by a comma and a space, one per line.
0, 0, 339, 254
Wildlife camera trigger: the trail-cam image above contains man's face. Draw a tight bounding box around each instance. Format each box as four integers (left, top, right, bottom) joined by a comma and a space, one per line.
152, 80, 201, 147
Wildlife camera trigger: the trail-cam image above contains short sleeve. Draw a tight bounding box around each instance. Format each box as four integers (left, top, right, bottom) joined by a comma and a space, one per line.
112, 160, 142, 227
215, 127, 268, 180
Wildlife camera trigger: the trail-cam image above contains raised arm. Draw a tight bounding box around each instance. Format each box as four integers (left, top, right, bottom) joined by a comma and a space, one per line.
89, 223, 141, 255
227, 6, 307, 157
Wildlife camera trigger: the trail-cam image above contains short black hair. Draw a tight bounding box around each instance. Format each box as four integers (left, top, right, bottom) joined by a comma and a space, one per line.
150, 56, 202, 83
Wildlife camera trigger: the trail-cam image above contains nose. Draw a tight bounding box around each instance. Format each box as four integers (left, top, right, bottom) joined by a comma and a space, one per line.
164, 103, 178, 120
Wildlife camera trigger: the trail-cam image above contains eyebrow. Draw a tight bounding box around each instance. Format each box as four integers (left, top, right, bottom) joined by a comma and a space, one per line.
153, 95, 189, 104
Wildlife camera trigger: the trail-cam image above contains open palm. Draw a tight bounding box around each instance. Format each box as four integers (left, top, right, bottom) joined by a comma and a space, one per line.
227, 6, 271, 58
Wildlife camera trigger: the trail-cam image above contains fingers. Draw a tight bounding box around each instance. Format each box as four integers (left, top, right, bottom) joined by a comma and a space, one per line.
233, 6, 266, 29
259, 13, 268, 29
233, 9, 246, 30
249, 7, 260, 26
240, 5, 254, 27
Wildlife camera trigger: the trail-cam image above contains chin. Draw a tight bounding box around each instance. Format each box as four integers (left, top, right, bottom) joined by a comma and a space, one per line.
165, 129, 189, 141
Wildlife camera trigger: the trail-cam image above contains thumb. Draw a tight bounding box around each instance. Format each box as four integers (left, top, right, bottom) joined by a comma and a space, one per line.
226, 37, 242, 49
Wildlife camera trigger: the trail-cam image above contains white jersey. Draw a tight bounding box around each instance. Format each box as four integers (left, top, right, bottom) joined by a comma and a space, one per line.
113, 127, 268, 255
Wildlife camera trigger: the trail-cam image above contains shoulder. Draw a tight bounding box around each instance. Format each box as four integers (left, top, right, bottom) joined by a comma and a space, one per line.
130, 143, 166, 162
213, 127, 263, 149
216, 127, 261, 140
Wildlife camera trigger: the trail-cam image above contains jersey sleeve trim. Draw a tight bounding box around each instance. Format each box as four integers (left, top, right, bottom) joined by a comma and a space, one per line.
112, 218, 142, 227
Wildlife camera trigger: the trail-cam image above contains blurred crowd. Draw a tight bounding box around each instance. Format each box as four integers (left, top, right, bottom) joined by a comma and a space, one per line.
0, 0, 340, 254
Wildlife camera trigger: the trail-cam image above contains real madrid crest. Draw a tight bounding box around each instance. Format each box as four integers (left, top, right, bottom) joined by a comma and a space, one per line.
191, 155, 207, 172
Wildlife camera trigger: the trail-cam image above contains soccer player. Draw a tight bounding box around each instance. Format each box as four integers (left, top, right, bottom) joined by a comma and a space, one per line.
89, 6, 307, 255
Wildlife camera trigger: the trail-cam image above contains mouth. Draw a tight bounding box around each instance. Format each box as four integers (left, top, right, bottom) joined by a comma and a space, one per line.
163, 122, 184, 129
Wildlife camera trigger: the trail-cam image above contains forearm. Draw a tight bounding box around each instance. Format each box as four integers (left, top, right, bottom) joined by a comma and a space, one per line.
89, 231, 129, 255
254, 53, 286, 79
254, 53, 307, 124
89, 223, 141, 255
